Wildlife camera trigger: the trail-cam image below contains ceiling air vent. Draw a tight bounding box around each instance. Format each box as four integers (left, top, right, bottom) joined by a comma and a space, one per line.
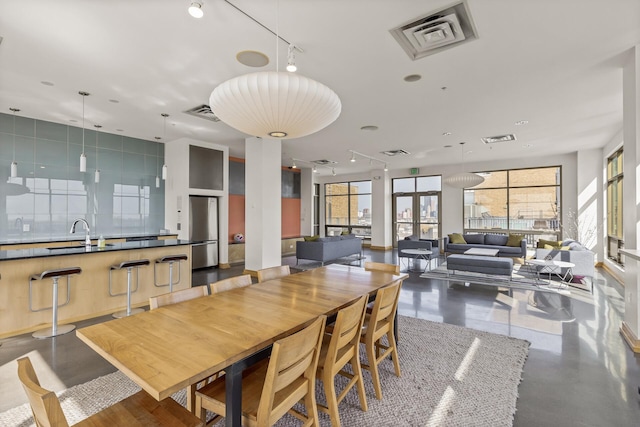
381, 149, 411, 157
184, 104, 221, 122
481, 134, 517, 144
311, 159, 338, 165
389, 1, 478, 61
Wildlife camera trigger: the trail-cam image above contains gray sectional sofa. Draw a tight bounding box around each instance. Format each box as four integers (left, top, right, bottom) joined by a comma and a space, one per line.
296, 234, 363, 265
443, 233, 527, 258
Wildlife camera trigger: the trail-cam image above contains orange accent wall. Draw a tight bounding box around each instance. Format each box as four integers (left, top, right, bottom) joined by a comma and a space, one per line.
228, 194, 245, 242
282, 198, 301, 238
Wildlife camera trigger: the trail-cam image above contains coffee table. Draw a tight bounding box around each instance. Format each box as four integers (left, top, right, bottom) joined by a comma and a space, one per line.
527, 259, 575, 285
400, 248, 433, 272
464, 247, 499, 257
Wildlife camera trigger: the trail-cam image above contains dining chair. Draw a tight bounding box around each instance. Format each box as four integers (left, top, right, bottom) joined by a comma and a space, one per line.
149, 285, 213, 414
256, 265, 291, 283
195, 315, 327, 427
317, 295, 368, 427
364, 261, 400, 275
17, 356, 203, 427
148, 285, 210, 309
360, 279, 403, 400
210, 274, 252, 294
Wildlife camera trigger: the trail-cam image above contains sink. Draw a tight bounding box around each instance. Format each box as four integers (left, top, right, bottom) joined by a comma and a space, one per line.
47, 244, 114, 250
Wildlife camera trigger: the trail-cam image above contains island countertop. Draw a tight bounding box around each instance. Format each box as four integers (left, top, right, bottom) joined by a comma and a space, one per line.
0, 239, 192, 262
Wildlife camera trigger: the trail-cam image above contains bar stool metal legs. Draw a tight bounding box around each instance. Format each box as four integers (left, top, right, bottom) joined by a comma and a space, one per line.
109, 259, 150, 318
29, 267, 82, 339
154, 254, 188, 293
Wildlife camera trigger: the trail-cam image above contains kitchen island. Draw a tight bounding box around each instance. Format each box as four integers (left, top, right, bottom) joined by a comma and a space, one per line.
0, 239, 192, 338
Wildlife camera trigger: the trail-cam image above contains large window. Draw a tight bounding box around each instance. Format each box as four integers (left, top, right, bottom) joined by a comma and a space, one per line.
325, 181, 371, 237
463, 167, 561, 243
607, 148, 623, 265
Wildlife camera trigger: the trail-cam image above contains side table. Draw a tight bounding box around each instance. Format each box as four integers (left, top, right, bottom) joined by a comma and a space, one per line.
400, 248, 433, 273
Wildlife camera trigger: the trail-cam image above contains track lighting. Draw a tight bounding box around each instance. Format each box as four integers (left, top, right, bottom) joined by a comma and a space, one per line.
313, 165, 318, 173
350, 152, 356, 163
292, 160, 297, 169
384, 163, 388, 172
348, 149, 388, 171
188, 1, 203, 18
286, 44, 297, 72
332, 168, 336, 176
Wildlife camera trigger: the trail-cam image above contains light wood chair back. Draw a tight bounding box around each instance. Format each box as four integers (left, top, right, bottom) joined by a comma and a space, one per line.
195, 315, 326, 427
210, 274, 252, 294
17, 357, 203, 427
149, 285, 210, 310
360, 279, 403, 400
364, 261, 400, 275
256, 265, 291, 283
317, 295, 368, 426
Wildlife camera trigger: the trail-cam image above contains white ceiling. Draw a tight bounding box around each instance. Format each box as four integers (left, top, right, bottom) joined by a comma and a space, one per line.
1, 0, 639, 176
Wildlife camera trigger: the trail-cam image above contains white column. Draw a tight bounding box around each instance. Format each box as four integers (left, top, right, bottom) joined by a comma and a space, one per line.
244, 137, 282, 271
622, 45, 640, 351
370, 169, 391, 249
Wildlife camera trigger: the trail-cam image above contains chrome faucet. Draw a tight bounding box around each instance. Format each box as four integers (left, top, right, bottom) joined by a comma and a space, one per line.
70, 218, 91, 247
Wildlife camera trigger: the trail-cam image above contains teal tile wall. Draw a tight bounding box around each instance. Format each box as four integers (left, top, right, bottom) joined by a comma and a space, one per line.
0, 112, 165, 242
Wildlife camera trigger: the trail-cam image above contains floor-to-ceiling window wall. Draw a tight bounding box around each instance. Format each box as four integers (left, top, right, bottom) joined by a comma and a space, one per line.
463, 166, 561, 244
607, 148, 624, 265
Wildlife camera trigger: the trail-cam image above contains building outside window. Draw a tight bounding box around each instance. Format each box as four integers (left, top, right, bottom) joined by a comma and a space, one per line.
463, 167, 561, 244
607, 148, 623, 265
325, 181, 371, 238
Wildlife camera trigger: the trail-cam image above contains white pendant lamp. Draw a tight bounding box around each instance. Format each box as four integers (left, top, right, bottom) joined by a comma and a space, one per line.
154, 136, 161, 188
161, 113, 168, 180
79, 91, 90, 172
443, 142, 485, 188
94, 124, 101, 183
10, 107, 20, 178
209, 1, 340, 140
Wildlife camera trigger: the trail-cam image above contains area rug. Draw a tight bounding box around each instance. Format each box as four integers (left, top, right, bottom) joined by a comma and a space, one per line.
420, 262, 574, 295
1, 316, 529, 427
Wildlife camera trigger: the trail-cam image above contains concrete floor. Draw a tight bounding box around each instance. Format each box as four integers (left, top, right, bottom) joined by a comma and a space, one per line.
1, 249, 640, 426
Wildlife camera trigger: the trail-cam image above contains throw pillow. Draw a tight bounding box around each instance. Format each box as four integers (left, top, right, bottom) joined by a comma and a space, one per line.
448, 233, 466, 244
544, 244, 571, 250
303, 235, 319, 242
506, 233, 524, 247
537, 238, 560, 249
341, 230, 350, 235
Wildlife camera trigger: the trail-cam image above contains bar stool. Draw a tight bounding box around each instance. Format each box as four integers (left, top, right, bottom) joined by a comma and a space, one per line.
154, 254, 188, 293
109, 259, 149, 318
29, 267, 82, 339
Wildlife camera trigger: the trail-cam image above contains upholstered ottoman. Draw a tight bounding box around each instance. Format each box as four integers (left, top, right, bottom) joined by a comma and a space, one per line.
446, 254, 513, 277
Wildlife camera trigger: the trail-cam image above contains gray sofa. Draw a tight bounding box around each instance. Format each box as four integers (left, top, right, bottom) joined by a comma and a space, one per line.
535, 239, 595, 281
398, 237, 433, 260
443, 233, 527, 258
296, 234, 363, 265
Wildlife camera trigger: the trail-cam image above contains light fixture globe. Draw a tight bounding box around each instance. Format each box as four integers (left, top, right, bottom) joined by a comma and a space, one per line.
209, 71, 341, 139
443, 172, 485, 188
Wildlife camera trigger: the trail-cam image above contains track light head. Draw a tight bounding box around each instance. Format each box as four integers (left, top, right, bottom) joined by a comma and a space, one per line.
188, 1, 203, 18
286, 44, 297, 72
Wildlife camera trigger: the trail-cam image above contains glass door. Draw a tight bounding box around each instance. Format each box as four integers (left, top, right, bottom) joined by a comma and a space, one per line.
393, 192, 440, 245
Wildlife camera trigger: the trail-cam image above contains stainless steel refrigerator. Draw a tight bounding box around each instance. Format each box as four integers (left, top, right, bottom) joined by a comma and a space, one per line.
189, 196, 219, 269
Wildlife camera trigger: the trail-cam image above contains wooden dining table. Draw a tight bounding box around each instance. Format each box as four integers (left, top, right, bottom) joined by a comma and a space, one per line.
76, 264, 407, 427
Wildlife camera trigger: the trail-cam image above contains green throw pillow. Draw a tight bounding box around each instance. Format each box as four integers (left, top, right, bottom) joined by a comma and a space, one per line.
303, 235, 319, 242
537, 238, 560, 249
506, 233, 524, 247
341, 230, 350, 235
448, 233, 466, 244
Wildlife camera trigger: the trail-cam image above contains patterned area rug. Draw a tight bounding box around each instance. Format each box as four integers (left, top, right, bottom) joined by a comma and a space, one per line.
420, 262, 576, 294
1, 316, 529, 427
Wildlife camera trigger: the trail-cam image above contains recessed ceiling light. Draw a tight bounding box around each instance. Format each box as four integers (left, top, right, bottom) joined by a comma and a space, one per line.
444, 144, 452, 148
236, 50, 270, 67
40, 81, 54, 86
70, 119, 78, 123
116, 129, 124, 132
442, 132, 451, 136
515, 120, 528, 126
360, 125, 379, 131
109, 99, 120, 103
522, 143, 532, 148
404, 74, 422, 82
